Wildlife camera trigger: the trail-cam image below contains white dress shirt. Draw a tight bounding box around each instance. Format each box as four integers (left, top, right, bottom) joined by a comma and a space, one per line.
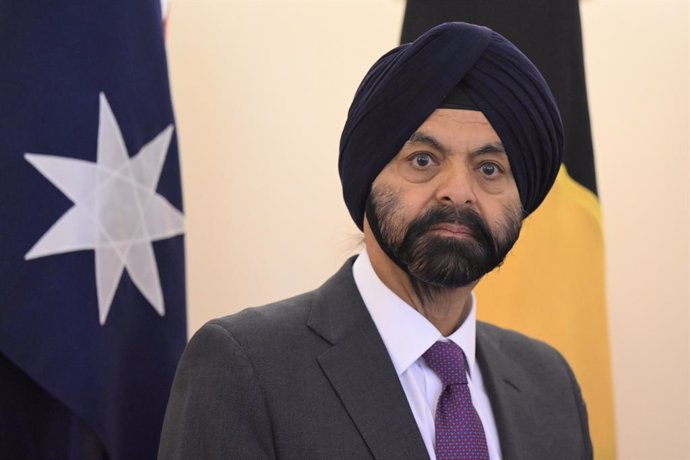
352, 250, 502, 460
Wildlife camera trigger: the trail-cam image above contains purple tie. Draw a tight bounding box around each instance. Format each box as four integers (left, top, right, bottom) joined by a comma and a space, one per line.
423, 341, 490, 460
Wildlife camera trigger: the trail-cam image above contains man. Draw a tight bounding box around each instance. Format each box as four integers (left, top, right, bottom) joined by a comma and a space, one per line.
159, 22, 592, 460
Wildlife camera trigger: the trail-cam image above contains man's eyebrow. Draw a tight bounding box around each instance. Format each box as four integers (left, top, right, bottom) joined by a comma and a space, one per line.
471, 142, 506, 157
406, 132, 448, 155
406, 134, 505, 158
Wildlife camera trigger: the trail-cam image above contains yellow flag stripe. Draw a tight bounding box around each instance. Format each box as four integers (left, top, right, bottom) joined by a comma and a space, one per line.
557, 165, 603, 227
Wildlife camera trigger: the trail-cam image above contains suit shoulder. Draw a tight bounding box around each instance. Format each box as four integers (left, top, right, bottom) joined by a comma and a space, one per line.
189, 290, 322, 358
209, 290, 314, 333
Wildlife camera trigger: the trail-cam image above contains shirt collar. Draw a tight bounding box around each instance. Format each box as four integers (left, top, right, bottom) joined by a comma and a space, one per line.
352, 249, 477, 377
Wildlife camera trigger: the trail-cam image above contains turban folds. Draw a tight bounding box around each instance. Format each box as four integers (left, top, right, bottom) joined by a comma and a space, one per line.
339, 22, 563, 230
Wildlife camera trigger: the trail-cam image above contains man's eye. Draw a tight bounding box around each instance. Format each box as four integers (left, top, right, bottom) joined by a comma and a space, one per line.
411, 153, 434, 168
480, 162, 501, 177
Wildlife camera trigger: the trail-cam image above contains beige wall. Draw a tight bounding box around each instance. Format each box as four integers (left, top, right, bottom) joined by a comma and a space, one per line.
580, 1, 690, 457
166, 1, 689, 458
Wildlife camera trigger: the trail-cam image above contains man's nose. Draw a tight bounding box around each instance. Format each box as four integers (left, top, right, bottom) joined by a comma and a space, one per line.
434, 163, 477, 207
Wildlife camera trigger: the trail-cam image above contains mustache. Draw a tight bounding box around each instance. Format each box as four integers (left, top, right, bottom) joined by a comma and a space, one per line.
400, 205, 495, 250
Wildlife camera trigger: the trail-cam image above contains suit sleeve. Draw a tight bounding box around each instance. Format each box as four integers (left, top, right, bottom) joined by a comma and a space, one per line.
158, 322, 276, 459
558, 352, 594, 460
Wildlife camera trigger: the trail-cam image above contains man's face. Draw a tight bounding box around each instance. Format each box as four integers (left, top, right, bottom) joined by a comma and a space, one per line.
368, 108, 522, 288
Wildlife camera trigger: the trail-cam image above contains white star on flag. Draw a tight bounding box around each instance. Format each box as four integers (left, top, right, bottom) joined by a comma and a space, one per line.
24, 93, 184, 325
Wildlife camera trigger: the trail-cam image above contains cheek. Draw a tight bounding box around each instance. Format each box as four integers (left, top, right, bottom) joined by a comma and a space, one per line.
507, 186, 521, 214
478, 190, 521, 230
372, 178, 431, 219
487, 178, 519, 204
381, 193, 415, 229
371, 187, 422, 240
399, 192, 433, 217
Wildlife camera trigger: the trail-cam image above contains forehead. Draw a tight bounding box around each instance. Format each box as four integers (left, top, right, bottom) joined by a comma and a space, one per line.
412, 108, 499, 142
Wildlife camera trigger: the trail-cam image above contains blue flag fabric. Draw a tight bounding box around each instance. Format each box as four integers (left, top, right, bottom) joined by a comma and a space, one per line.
0, 1, 187, 458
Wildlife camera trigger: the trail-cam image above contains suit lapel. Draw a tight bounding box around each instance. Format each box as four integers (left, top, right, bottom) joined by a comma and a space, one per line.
308, 258, 429, 460
476, 323, 535, 460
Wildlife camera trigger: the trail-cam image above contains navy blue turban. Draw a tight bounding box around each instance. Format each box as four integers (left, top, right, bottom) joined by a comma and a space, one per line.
338, 22, 563, 230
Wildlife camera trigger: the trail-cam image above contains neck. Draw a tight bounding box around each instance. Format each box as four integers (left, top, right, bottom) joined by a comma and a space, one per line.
364, 223, 477, 337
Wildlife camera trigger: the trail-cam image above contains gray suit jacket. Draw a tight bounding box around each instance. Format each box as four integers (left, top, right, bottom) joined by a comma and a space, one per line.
159, 258, 592, 459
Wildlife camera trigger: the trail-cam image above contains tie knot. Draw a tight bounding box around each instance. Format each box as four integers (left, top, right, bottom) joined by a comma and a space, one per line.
423, 341, 468, 385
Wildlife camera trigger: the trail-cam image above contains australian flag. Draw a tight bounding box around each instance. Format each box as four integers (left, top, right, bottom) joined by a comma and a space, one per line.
0, 0, 186, 458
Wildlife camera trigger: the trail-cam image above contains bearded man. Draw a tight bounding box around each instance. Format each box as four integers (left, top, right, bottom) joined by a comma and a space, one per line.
159, 22, 592, 460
